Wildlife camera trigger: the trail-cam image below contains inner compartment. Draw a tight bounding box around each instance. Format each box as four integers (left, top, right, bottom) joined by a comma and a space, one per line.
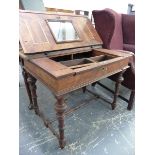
50, 50, 117, 68
91, 55, 114, 62
60, 58, 93, 67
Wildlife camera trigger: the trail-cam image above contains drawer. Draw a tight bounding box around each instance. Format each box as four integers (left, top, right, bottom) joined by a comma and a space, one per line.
56, 58, 129, 95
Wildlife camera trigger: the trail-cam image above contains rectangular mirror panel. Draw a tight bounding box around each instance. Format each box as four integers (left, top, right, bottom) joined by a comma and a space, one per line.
47, 20, 80, 42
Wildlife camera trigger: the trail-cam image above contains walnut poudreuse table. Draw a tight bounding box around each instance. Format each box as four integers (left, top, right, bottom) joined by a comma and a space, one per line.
19, 10, 133, 149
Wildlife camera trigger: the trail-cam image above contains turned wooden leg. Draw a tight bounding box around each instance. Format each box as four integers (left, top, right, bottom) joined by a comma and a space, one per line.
22, 69, 33, 110
55, 96, 67, 149
127, 90, 135, 110
92, 82, 97, 87
82, 86, 86, 93
111, 70, 125, 110
27, 74, 39, 115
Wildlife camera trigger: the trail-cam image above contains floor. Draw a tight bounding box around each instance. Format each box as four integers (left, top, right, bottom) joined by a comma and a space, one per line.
19, 68, 135, 155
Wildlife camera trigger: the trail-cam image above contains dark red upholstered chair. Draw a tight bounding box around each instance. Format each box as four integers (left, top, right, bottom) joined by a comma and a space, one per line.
92, 8, 135, 110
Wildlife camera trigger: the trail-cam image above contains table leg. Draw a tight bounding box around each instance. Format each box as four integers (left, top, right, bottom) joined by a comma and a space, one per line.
27, 74, 39, 115
22, 69, 33, 110
55, 96, 67, 149
111, 70, 125, 110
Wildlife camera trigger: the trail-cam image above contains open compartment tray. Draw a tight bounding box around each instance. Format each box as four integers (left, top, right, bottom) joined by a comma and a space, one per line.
50, 49, 117, 69
24, 48, 131, 96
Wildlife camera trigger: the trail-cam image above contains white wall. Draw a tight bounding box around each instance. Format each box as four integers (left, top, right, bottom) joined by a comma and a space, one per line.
43, 0, 135, 14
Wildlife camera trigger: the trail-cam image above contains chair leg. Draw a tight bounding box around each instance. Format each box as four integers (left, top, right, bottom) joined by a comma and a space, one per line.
127, 90, 135, 110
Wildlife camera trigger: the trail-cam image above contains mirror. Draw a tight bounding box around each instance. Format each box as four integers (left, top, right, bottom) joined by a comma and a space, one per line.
47, 20, 80, 43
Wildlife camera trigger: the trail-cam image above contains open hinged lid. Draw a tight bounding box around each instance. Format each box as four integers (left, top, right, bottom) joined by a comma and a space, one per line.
19, 10, 103, 54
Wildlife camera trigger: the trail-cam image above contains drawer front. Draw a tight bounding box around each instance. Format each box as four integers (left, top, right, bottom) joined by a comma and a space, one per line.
56, 58, 129, 95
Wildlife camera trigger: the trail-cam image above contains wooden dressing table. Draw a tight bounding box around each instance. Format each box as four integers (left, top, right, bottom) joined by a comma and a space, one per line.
19, 10, 133, 149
